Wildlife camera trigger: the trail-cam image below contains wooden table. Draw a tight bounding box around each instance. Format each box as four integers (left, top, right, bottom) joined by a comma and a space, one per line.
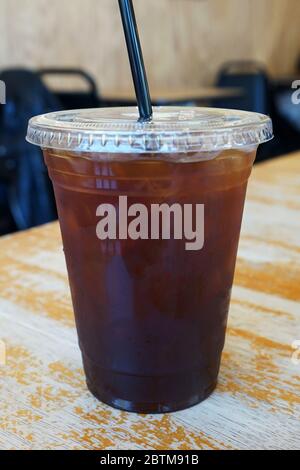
0, 153, 299, 450
102, 87, 242, 104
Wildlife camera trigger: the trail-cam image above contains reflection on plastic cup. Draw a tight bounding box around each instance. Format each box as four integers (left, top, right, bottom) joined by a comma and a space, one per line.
26, 106, 273, 413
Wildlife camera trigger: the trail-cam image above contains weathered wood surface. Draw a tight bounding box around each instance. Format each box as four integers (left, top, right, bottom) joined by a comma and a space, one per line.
0, 153, 299, 450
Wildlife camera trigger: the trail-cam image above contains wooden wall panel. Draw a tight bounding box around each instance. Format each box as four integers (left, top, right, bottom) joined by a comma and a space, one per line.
0, 0, 299, 93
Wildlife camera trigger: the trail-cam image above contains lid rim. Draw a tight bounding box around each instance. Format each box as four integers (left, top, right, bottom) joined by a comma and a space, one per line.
26, 106, 273, 154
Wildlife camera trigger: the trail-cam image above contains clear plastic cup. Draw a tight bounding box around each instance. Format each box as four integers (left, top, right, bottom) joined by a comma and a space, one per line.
27, 107, 273, 413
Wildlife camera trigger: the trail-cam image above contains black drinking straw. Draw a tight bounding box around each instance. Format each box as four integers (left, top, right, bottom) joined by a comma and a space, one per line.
118, 0, 153, 122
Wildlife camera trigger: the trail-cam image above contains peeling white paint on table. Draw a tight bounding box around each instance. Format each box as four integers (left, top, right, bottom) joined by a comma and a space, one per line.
0, 153, 299, 450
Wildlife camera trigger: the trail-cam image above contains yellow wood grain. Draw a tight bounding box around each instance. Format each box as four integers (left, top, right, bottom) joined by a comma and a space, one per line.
0, 153, 299, 450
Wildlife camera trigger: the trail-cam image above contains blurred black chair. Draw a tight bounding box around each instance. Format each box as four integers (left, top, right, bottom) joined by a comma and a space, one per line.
38, 68, 101, 110
215, 61, 271, 114
269, 86, 300, 157
0, 68, 60, 235
214, 61, 274, 161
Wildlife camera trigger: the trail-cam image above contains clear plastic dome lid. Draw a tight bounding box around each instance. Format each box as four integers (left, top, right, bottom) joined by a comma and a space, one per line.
26, 106, 273, 154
